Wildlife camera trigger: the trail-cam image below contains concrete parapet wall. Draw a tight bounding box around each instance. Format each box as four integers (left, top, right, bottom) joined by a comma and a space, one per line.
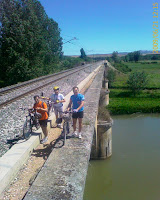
23, 66, 105, 200
105, 60, 117, 71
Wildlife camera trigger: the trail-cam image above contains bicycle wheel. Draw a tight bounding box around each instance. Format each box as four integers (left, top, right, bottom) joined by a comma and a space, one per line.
35, 121, 40, 130
23, 119, 32, 139
48, 105, 52, 117
62, 122, 67, 145
66, 122, 70, 134
33, 119, 40, 130
47, 102, 52, 117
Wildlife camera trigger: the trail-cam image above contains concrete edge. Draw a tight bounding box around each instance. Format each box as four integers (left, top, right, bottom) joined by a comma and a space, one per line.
0, 64, 103, 195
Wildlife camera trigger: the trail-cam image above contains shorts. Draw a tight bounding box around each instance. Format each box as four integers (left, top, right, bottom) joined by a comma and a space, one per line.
39, 119, 48, 127
54, 106, 63, 117
72, 111, 84, 119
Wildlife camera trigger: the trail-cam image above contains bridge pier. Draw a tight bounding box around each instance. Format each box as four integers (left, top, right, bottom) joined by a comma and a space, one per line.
97, 121, 112, 159
104, 79, 109, 89
90, 116, 98, 159
91, 120, 112, 160
102, 89, 110, 106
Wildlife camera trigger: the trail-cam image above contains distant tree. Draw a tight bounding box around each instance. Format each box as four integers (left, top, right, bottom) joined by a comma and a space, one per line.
125, 55, 129, 62
106, 57, 112, 62
127, 52, 134, 62
133, 51, 141, 62
127, 71, 148, 96
60, 56, 83, 70
151, 55, 157, 60
126, 51, 141, 62
112, 51, 120, 63
123, 55, 129, 62
80, 48, 86, 59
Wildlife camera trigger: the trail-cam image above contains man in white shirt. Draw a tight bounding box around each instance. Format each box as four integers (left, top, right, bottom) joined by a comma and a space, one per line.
50, 86, 65, 128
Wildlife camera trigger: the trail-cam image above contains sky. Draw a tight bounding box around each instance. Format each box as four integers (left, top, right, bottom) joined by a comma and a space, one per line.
39, 0, 155, 56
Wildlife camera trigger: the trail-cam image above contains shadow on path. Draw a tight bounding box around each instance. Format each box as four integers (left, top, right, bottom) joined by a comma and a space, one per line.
32, 134, 75, 160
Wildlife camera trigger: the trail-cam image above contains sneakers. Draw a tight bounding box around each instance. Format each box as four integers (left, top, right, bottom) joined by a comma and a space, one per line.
73, 131, 82, 139
57, 124, 63, 129
41, 136, 48, 144
78, 132, 82, 139
72, 131, 78, 137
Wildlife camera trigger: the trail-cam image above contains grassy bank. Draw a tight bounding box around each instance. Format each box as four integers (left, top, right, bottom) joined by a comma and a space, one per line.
108, 89, 160, 114
107, 61, 160, 115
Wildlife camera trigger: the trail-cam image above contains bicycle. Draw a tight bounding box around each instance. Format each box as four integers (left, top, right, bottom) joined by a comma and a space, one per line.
57, 111, 73, 145
7, 108, 41, 145
22, 108, 41, 139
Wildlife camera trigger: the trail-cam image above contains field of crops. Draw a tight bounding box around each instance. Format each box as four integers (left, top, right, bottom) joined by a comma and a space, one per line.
107, 61, 160, 114
126, 62, 160, 89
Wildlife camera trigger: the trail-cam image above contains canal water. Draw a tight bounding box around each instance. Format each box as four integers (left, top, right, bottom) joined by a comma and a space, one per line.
84, 114, 160, 200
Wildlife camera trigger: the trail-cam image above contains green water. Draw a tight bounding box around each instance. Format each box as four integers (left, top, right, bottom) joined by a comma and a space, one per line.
84, 114, 160, 200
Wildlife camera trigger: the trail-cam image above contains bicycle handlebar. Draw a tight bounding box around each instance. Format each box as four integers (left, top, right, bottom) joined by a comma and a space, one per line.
39, 97, 58, 104
60, 111, 74, 114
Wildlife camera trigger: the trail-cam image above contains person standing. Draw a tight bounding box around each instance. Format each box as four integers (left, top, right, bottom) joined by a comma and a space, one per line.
33, 95, 48, 144
50, 86, 65, 128
67, 86, 84, 139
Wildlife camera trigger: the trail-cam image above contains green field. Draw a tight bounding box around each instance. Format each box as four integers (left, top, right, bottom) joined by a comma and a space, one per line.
107, 61, 160, 115
126, 62, 160, 89
112, 61, 160, 89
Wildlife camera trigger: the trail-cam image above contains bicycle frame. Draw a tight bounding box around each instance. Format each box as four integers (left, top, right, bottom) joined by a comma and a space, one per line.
47, 100, 52, 116
61, 111, 72, 145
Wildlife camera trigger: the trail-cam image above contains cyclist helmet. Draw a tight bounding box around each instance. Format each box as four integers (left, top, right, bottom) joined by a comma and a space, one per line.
53, 86, 59, 90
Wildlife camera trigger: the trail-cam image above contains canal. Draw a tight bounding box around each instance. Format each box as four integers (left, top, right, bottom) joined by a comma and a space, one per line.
84, 114, 160, 200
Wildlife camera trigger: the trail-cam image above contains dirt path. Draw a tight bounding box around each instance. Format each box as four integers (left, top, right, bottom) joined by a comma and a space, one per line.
1, 125, 63, 200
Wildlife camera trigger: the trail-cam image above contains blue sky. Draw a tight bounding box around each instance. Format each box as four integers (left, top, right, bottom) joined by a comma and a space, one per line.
40, 0, 155, 55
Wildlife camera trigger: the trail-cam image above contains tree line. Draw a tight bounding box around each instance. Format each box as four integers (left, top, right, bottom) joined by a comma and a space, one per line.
0, 0, 63, 87
107, 51, 160, 63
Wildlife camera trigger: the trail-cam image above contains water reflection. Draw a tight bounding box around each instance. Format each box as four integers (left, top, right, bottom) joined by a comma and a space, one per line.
84, 114, 160, 200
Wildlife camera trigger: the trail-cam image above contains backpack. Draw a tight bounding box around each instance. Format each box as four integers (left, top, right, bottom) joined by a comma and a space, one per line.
41, 101, 50, 117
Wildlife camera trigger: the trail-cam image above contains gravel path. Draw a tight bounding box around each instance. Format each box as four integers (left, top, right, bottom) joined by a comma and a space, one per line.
0, 62, 103, 157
